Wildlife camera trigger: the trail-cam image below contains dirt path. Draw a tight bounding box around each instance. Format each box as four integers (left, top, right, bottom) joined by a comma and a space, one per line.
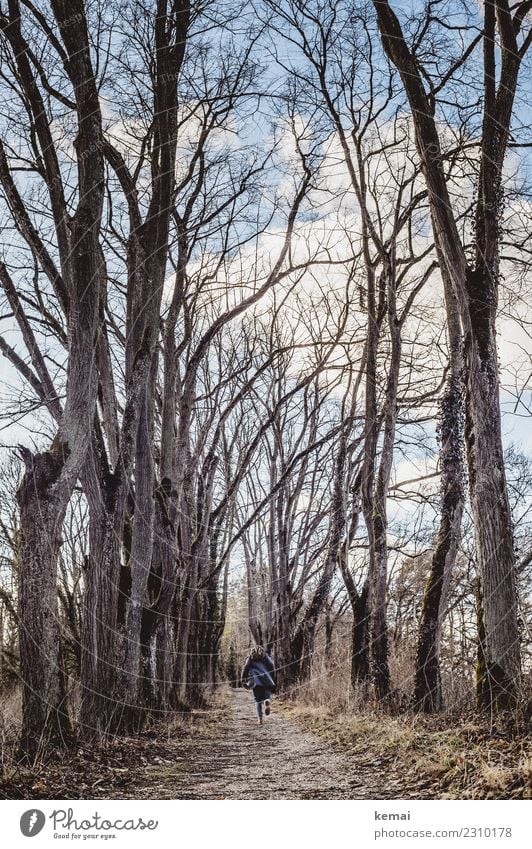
4, 688, 526, 800
131, 689, 422, 800
1, 689, 429, 799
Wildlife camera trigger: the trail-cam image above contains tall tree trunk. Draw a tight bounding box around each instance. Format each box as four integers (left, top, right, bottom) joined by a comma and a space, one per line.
372, 0, 523, 709
16, 446, 72, 755
366, 259, 400, 702
414, 278, 465, 711
291, 423, 350, 681
79, 339, 151, 738
15, 0, 105, 755
111, 1, 190, 723
414, 377, 464, 711
338, 532, 370, 692
174, 556, 196, 705
121, 388, 156, 725
352, 582, 370, 689
465, 331, 519, 708
360, 261, 381, 693
139, 228, 186, 712
142, 479, 179, 710
80, 478, 125, 735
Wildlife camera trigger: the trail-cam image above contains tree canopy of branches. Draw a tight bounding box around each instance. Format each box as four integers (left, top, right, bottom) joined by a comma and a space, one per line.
0, 0, 530, 756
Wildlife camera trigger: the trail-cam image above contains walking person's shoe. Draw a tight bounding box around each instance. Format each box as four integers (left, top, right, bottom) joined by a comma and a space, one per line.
264, 699, 271, 716
257, 717, 263, 725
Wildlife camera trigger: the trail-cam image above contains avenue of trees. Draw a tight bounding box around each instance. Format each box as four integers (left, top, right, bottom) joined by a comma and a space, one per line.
0, 0, 530, 757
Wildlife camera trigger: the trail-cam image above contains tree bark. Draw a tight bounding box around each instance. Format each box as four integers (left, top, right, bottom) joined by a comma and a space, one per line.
338, 530, 370, 692
14, 0, 105, 755
290, 421, 351, 682
367, 259, 400, 701
16, 446, 72, 755
105, 1, 190, 725
372, 0, 523, 709
414, 270, 465, 711
414, 373, 464, 711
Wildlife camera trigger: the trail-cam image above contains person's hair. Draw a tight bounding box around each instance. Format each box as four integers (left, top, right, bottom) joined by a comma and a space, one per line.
250, 645, 265, 660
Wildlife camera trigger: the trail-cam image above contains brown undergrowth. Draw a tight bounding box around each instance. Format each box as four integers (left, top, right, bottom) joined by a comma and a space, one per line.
0, 688, 226, 800
279, 699, 532, 799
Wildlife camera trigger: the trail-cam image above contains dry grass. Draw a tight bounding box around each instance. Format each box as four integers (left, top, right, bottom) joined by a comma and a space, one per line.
0, 686, 21, 776
279, 697, 532, 799
282, 644, 532, 798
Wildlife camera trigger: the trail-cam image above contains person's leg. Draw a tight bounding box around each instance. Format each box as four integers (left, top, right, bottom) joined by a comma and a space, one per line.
253, 686, 265, 724
264, 688, 272, 715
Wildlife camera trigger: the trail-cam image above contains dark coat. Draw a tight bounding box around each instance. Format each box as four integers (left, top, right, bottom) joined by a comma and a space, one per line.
241, 654, 276, 692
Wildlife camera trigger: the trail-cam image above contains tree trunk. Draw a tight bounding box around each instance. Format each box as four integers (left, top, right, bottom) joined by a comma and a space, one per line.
414, 272, 465, 712
291, 425, 350, 681
15, 0, 105, 755
359, 261, 380, 695
110, 1, 190, 722
141, 479, 179, 710
79, 491, 124, 735
16, 448, 72, 756
339, 541, 370, 692
352, 581, 370, 690
372, 0, 523, 710
414, 373, 464, 711
368, 260, 400, 702
465, 321, 520, 708
121, 390, 156, 727
79, 346, 152, 738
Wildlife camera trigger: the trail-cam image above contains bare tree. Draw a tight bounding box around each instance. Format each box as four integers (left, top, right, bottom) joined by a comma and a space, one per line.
0, 0, 105, 755
414, 269, 465, 712
371, 0, 531, 709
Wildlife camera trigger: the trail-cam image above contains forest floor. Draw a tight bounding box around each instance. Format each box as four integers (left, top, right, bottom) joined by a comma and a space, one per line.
1, 688, 530, 799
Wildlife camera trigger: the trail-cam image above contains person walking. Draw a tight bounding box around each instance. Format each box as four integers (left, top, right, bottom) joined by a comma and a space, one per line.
241, 646, 276, 725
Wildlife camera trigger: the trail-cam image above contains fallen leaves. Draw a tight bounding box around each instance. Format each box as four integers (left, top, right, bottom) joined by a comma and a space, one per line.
0, 716, 201, 800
